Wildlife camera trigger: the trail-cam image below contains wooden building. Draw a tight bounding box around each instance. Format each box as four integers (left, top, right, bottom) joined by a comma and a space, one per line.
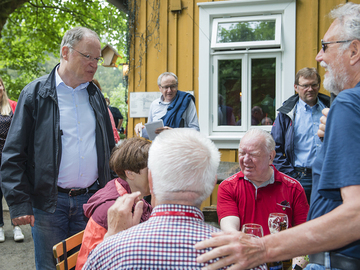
111, 0, 358, 207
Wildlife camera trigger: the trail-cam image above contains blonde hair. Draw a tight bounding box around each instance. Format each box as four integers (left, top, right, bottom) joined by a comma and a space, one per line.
0, 77, 11, 116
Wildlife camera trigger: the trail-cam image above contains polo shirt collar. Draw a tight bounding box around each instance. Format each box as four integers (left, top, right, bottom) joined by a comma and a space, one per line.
244, 169, 275, 189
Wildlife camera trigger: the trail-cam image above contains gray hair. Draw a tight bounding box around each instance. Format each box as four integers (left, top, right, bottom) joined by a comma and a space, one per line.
157, 72, 178, 86
330, 3, 360, 50
240, 128, 275, 153
60, 27, 100, 59
148, 128, 220, 207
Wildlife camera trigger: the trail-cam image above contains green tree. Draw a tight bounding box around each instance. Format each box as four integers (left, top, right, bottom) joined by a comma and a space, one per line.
0, 0, 128, 100
109, 82, 127, 129
217, 20, 275, 43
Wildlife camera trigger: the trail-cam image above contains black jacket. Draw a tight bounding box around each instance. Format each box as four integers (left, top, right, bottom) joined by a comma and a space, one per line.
0, 64, 115, 219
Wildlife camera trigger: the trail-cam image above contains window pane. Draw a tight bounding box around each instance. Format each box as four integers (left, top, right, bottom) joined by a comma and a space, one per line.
218, 59, 241, 126
251, 58, 276, 126
217, 20, 276, 43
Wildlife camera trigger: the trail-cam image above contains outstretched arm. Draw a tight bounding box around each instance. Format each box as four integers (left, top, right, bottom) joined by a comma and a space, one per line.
195, 185, 360, 270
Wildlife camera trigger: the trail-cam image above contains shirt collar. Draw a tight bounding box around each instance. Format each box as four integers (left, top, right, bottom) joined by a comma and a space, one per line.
244, 169, 275, 188
151, 204, 204, 221
55, 66, 89, 91
298, 96, 319, 110
159, 94, 171, 105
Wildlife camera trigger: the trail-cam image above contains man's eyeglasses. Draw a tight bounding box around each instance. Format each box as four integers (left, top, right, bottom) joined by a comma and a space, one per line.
321, 39, 353, 52
297, 84, 320, 90
160, 84, 177, 90
70, 47, 104, 64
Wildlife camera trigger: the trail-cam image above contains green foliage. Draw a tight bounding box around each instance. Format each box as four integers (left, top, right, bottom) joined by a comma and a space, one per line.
108, 82, 127, 128
93, 65, 128, 128
0, 0, 128, 101
94, 65, 123, 97
217, 20, 275, 43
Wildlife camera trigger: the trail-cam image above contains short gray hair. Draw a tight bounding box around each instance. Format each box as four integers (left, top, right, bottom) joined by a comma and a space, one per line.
240, 128, 275, 153
157, 72, 178, 86
330, 3, 360, 50
60, 27, 100, 59
148, 128, 220, 206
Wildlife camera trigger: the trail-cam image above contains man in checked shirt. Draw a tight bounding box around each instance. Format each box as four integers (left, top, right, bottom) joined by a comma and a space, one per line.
84, 128, 266, 270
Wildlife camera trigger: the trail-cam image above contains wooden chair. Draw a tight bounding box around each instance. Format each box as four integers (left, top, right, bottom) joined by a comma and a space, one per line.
53, 230, 84, 270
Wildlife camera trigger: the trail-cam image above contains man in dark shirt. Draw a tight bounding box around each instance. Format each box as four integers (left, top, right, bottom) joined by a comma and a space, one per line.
106, 97, 123, 129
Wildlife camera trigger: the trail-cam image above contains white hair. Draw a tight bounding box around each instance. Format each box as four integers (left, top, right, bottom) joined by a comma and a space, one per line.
148, 128, 220, 206
240, 128, 275, 153
330, 3, 360, 51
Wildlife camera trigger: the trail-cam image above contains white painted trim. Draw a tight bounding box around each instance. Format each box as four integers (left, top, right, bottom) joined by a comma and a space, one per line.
198, 0, 295, 149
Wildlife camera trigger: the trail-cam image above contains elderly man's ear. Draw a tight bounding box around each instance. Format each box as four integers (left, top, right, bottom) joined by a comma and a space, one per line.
349, 39, 360, 66
269, 150, 276, 164
148, 170, 157, 206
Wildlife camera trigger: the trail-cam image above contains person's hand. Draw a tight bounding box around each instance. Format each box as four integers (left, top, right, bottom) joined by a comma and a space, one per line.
134, 123, 144, 136
104, 192, 144, 239
12, 215, 35, 227
195, 231, 266, 270
317, 108, 330, 138
155, 126, 173, 134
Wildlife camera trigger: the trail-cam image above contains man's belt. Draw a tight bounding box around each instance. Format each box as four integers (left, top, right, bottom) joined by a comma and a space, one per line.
309, 252, 360, 270
294, 167, 312, 174
57, 180, 99, 197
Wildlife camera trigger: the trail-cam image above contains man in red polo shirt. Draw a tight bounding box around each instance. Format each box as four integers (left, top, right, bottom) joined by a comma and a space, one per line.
217, 128, 309, 268
217, 128, 309, 235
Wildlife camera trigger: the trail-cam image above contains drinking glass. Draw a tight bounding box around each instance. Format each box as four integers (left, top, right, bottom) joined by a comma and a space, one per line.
241, 223, 263, 238
268, 213, 288, 234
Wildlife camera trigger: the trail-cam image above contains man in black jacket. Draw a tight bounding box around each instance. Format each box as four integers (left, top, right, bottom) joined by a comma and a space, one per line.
1, 27, 115, 270
271, 67, 330, 203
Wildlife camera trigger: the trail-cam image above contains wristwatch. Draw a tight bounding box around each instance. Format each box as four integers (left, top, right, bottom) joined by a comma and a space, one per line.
292, 264, 302, 270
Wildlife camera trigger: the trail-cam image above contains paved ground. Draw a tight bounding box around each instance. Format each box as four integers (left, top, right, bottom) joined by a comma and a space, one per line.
0, 198, 35, 270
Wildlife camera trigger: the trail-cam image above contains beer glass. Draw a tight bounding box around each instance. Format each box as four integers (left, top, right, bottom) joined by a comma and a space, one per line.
268, 213, 289, 269
241, 223, 263, 238
268, 213, 288, 234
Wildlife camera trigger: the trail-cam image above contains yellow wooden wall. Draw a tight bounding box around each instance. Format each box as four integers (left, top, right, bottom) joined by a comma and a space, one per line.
127, 0, 359, 150
126, 0, 358, 208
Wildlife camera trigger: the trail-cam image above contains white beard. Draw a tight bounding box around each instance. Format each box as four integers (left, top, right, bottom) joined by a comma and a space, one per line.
320, 54, 349, 95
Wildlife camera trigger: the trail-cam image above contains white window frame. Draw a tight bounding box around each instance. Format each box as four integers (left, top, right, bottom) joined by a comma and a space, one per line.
198, 0, 296, 149
211, 14, 282, 50
212, 52, 281, 132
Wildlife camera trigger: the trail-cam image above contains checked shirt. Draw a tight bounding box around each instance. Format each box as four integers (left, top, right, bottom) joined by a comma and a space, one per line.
83, 204, 224, 269
84, 204, 267, 270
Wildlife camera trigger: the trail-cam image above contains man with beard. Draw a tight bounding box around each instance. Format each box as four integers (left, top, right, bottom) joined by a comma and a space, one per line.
194, 3, 360, 270
271, 68, 330, 203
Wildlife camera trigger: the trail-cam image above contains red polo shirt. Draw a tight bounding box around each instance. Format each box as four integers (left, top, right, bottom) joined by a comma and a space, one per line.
217, 165, 309, 235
